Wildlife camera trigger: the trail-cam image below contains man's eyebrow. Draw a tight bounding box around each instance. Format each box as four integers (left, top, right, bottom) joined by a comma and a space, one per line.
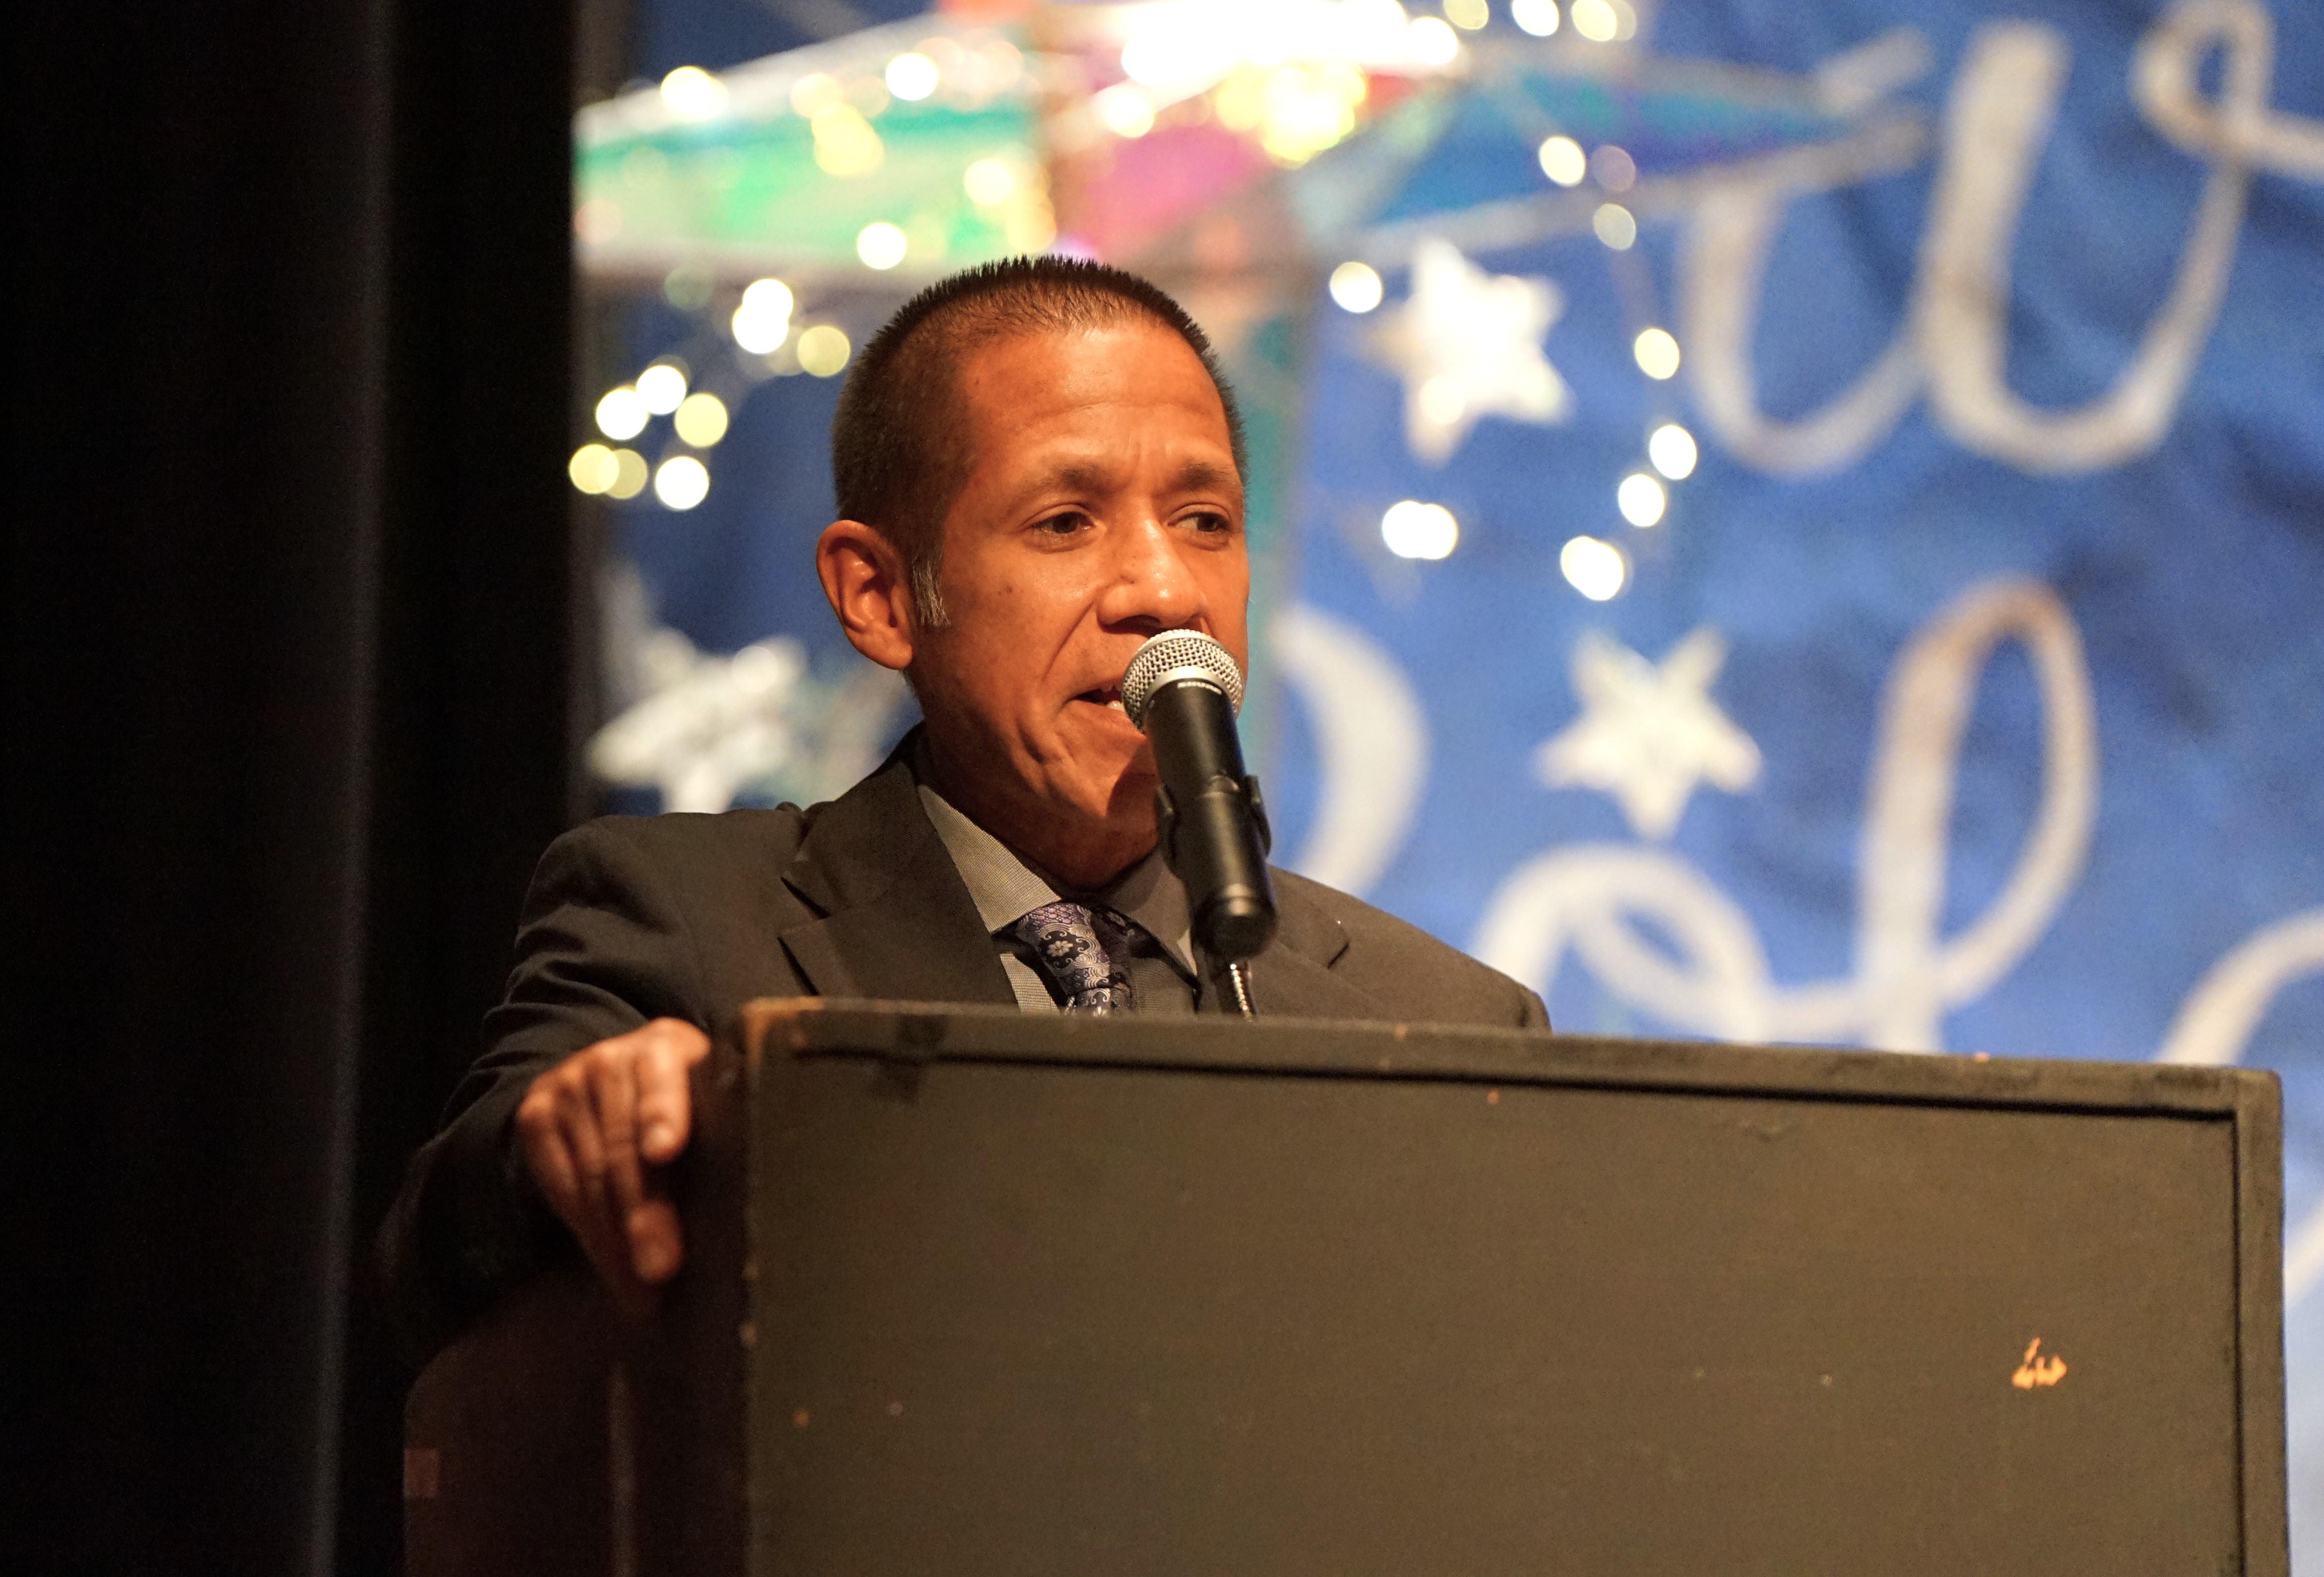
1002, 456, 1241, 510
997, 459, 1113, 510
1164, 459, 1241, 496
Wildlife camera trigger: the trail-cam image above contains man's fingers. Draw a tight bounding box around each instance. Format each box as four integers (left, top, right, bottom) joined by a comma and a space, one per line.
516, 1019, 709, 1303
521, 1086, 614, 1251
522, 1095, 644, 1302
556, 1079, 629, 1259
586, 1043, 650, 1224
625, 1023, 706, 1280
626, 1194, 685, 1283
563, 1100, 658, 1310
635, 1020, 710, 1164
584, 1045, 679, 1284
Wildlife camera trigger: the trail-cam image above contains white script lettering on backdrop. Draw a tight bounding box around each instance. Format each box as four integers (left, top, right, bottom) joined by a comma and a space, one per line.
1683, 0, 2324, 477
1401, 576, 2324, 1300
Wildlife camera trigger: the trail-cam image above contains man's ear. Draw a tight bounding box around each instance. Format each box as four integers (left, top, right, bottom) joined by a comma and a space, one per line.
816, 519, 916, 670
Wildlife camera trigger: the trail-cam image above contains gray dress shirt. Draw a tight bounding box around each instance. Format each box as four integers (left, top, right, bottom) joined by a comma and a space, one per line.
916, 781, 1202, 1015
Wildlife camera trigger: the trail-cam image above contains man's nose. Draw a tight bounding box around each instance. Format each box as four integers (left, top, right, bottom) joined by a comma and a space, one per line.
1095, 514, 1205, 633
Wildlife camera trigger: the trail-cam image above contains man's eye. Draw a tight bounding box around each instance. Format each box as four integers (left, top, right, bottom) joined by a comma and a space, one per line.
1033, 511, 1091, 537
1185, 511, 1233, 535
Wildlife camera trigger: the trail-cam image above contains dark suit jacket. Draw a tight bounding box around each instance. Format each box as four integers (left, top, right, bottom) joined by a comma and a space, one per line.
379, 744, 1547, 1359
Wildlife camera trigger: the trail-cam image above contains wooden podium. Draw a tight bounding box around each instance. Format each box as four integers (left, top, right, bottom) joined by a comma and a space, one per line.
406, 1001, 2287, 1575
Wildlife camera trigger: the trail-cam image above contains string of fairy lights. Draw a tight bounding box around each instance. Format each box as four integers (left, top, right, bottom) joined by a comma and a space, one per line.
569, 271, 858, 510
571, 0, 1686, 605
1330, 114, 1702, 605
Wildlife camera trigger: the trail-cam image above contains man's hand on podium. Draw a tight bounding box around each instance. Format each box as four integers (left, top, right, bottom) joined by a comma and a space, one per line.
515, 1018, 710, 1313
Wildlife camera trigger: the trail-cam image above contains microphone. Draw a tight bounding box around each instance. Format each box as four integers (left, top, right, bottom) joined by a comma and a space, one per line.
1120, 629, 1277, 968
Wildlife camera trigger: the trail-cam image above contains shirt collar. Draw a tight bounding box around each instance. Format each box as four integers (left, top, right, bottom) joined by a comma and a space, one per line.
915, 781, 1060, 934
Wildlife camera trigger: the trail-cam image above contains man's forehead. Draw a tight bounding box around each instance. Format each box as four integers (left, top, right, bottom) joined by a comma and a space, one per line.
955, 326, 1237, 477
956, 322, 1225, 420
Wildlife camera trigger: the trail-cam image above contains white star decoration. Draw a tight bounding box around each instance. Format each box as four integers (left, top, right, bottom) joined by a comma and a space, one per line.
1372, 238, 1572, 465
1535, 627, 1762, 842
588, 631, 809, 813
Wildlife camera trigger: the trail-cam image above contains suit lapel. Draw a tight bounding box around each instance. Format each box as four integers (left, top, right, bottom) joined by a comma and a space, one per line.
777, 739, 1375, 1019
1232, 877, 1387, 1021
776, 744, 1017, 1007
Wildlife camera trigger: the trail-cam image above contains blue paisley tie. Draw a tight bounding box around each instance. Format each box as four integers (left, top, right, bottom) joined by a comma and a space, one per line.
1011, 900, 1139, 1015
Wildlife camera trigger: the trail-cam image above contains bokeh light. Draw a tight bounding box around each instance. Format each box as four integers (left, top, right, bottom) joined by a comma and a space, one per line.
636, 363, 688, 414
595, 386, 649, 440
1382, 500, 1460, 560
1560, 535, 1627, 599
1444, 0, 1490, 31
606, 448, 648, 500
795, 325, 852, 378
1593, 202, 1637, 250
659, 66, 727, 120
1512, 0, 1560, 35
1617, 472, 1668, 527
1095, 83, 1156, 139
569, 443, 619, 495
857, 221, 908, 270
884, 53, 938, 101
1330, 261, 1385, 313
1648, 423, 1699, 480
731, 278, 794, 354
654, 455, 710, 510
1633, 326, 1681, 380
1262, 64, 1364, 165
674, 392, 729, 448
1570, 0, 1635, 41
964, 158, 1016, 206
1537, 136, 1586, 187
1591, 145, 1637, 192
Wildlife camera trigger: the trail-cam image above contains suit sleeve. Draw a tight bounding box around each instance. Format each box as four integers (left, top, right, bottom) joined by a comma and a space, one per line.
375, 819, 713, 1364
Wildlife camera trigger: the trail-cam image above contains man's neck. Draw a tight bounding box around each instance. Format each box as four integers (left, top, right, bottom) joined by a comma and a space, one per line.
913, 730, 1153, 891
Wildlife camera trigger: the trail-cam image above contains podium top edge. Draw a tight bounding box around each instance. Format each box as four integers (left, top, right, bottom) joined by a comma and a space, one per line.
732, 998, 2275, 1121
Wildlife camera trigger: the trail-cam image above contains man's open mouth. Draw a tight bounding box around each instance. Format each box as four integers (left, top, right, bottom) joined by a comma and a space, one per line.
1074, 684, 1127, 713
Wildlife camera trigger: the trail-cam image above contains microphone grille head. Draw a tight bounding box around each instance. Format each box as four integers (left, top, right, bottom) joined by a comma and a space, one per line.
1121, 629, 1244, 729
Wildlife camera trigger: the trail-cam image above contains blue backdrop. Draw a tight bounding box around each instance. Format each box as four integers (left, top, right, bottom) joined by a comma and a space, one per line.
604, 0, 2324, 1552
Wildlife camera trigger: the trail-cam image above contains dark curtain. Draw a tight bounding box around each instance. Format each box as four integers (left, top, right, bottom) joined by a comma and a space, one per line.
15, 1, 579, 1572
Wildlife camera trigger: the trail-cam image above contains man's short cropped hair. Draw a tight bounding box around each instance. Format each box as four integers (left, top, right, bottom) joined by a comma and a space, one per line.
830, 256, 1247, 629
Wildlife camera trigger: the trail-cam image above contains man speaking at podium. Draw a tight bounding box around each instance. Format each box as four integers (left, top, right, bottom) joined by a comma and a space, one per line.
382, 258, 1546, 1355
